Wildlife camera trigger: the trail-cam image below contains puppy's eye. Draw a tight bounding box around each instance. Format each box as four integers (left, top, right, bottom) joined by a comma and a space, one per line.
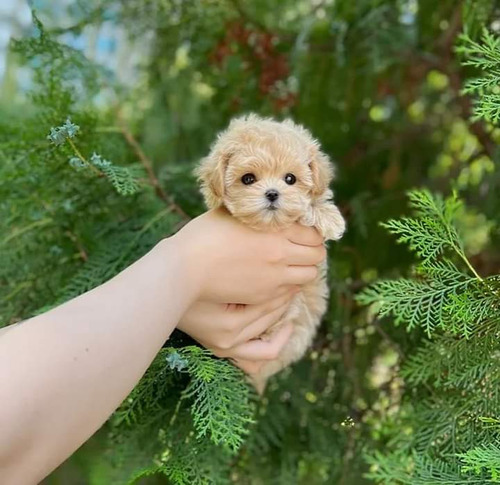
284, 173, 296, 185
241, 173, 256, 185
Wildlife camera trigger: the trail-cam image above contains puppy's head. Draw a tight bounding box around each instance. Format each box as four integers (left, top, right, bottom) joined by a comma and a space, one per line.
196, 114, 334, 229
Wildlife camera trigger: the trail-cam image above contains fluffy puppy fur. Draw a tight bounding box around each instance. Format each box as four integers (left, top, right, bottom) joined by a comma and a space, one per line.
196, 114, 346, 393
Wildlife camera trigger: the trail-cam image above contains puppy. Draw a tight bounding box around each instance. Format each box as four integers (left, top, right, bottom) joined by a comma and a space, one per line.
196, 114, 345, 393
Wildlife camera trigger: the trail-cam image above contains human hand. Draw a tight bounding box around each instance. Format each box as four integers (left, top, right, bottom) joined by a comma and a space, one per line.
177, 288, 298, 354
178, 291, 296, 375
170, 208, 326, 305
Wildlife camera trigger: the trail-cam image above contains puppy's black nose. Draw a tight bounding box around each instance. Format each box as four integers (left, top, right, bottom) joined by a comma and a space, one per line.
265, 189, 279, 202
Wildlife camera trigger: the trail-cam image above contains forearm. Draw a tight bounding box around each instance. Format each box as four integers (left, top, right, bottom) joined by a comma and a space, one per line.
0, 209, 324, 483
0, 238, 194, 483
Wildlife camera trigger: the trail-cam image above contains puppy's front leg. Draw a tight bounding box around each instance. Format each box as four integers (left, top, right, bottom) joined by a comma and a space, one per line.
302, 190, 346, 241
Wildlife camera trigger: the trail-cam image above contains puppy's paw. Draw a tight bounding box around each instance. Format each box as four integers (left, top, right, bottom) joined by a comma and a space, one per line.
318, 203, 346, 240
303, 201, 346, 241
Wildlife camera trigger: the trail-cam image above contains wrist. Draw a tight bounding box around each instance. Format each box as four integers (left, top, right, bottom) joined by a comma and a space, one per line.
157, 235, 203, 308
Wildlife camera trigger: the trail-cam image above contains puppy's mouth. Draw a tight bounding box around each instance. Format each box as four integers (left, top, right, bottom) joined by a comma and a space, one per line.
266, 203, 279, 211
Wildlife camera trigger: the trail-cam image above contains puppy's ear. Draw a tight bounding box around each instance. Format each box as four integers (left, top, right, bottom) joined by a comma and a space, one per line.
195, 146, 232, 208
309, 150, 334, 197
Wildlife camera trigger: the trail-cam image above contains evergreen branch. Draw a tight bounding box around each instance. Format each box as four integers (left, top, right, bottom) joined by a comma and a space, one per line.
173, 347, 255, 453
382, 217, 450, 262
365, 451, 487, 484
471, 95, 500, 123
46, 118, 140, 196
459, 442, 500, 482
116, 111, 188, 217
59, 208, 176, 302
67, 138, 102, 176
64, 230, 88, 262
48, 2, 112, 35
357, 276, 473, 336
99, 163, 141, 196
402, 334, 500, 388
445, 285, 500, 337
462, 72, 500, 94
411, 190, 482, 281
67, 138, 140, 196
457, 29, 500, 70
2, 281, 34, 305
456, 28, 500, 131
114, 349, 175, 427
479, 417, 500, 430
381, 190, 483, 281
159, 436, 232, 485
358, 190, 494, 338
0, 218, 53, 248
117, 111, 168, 201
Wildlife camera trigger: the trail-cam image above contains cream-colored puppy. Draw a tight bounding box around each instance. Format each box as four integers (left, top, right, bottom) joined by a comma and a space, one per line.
196, 114, 346, 392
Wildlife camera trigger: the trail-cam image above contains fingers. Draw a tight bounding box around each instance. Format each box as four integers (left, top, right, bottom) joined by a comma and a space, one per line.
240, 285, 292, 305
233, 300, 290, 345
284, 264, 319, 285
219, 322, 293, 361
285, 224, 323, 247
236, 289, 296, 324
285, 241, 326, 266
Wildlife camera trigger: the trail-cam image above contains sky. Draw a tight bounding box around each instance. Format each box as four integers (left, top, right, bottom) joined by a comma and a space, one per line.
0, 0, 32, 81
0, 0, 151, 90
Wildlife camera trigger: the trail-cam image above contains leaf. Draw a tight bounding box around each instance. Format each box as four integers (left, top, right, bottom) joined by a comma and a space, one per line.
357, 275, 473, 336
459, 442, 500, 481
381, 190, 464, 262
456, 29, 500, 123
101, 163, 140, 195
174, 347, 255, 453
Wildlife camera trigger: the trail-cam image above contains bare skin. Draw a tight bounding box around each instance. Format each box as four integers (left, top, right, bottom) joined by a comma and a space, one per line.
0, 208, 325, 484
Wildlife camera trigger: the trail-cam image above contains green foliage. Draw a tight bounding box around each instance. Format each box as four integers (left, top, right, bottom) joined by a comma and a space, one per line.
458, 28, 500, 123
459, 442, 500, 482
357, 263, 473, 335
382, 190, 464, 263
365, 451, 486, 484
176, 347, 255, 452
359, 188, 500, 483
357, 190, 491, 337
356, 24, 500, 483
48, 118, 141, 196
100, 346, 254, 484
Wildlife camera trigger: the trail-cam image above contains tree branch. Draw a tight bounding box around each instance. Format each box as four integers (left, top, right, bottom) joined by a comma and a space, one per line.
116, 111, 188, 219
426, 4, 496, 158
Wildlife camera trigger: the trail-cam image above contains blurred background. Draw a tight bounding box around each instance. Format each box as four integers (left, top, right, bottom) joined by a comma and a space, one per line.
1, 0, 499, 484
